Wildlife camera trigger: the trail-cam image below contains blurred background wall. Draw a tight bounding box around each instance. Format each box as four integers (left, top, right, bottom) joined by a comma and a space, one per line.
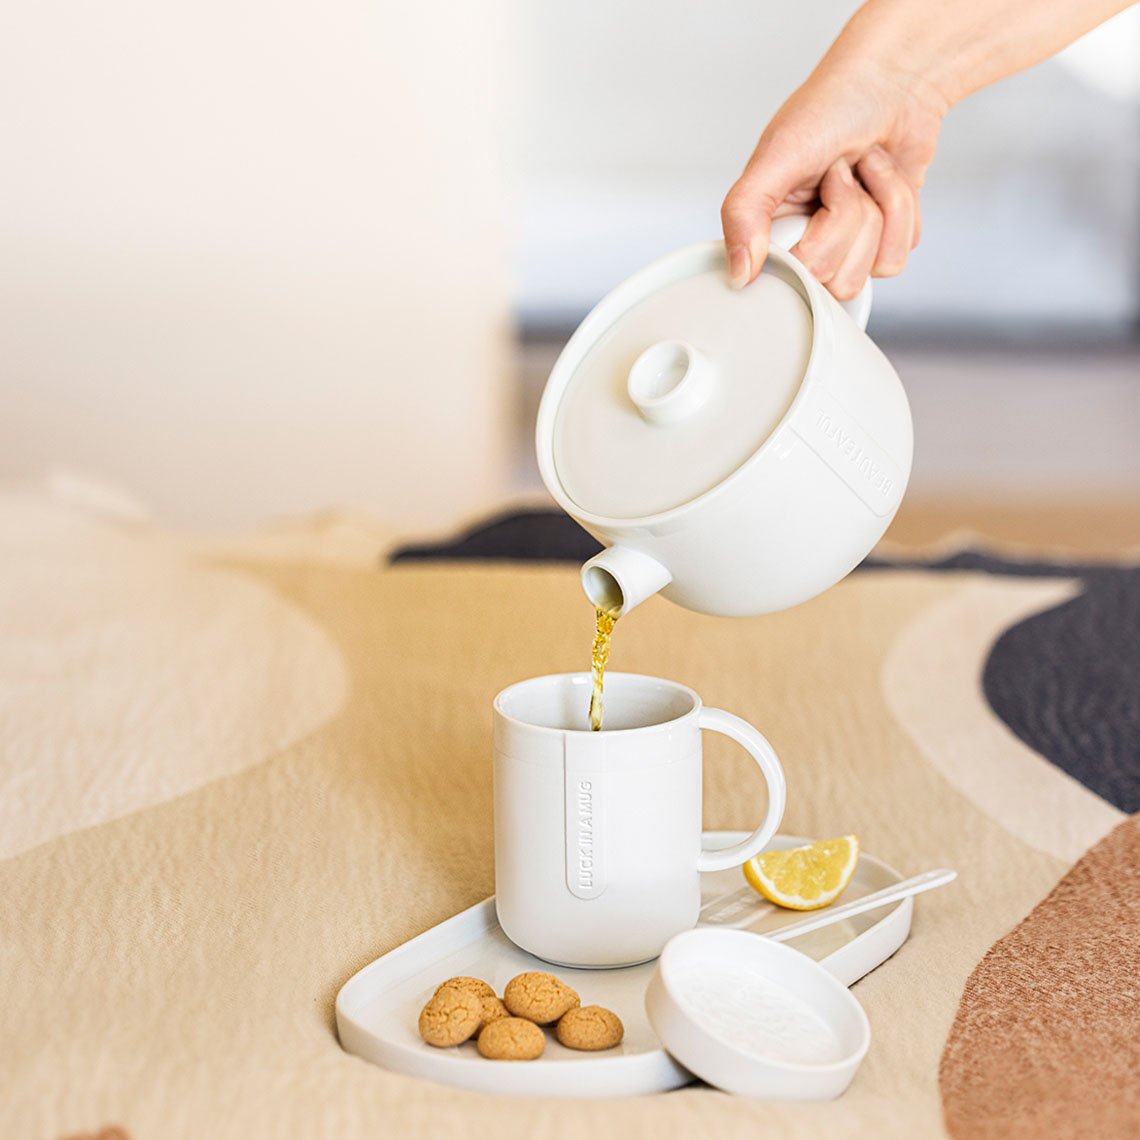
0, 1, 1137, 534
0, 0, 516, 531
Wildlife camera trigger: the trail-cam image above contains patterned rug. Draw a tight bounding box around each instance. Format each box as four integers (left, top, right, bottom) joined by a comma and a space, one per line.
4, 491, 1138, 1139
395, 509, 1140, 1137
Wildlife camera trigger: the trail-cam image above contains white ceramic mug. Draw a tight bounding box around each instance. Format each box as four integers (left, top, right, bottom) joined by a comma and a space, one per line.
493, 672, 786, 968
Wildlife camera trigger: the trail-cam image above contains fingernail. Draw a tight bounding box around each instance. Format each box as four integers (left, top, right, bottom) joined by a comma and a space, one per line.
837, 159, 856, 187
727, 245, 751, 289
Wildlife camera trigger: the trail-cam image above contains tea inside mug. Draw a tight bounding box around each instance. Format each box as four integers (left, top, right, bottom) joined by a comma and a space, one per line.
496, 673, 697, 733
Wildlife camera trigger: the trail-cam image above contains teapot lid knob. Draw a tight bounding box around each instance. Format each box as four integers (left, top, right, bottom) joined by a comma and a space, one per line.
626, 340, 714, 426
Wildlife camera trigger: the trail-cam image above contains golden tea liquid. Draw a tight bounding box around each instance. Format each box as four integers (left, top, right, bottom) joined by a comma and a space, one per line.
588, 607, 618, 731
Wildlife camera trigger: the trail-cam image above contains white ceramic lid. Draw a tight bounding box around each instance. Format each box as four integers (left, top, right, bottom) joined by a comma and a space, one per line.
644, 927, 871, 1100
545, 246, 814, 521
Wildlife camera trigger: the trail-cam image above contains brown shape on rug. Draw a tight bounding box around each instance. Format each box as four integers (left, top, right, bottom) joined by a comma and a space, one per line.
940, 812, 1140, 1140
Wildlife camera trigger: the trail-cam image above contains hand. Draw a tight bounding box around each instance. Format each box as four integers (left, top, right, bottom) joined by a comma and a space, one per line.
722, 58, 948, 300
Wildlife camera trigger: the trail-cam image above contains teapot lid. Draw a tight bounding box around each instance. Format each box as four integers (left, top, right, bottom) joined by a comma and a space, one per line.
537, 242, 817, 522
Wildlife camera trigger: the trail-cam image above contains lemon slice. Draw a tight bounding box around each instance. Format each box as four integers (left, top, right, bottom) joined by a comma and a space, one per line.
743, 835, 860, 910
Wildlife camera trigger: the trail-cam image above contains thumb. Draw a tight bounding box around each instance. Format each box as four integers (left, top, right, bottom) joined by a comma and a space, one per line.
721, 140, 810, 289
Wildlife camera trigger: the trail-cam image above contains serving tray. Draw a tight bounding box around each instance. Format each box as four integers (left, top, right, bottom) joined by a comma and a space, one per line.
335, 833, 913, 1097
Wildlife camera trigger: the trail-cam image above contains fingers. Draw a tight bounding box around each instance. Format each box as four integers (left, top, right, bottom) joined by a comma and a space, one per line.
724, 144, 922, 298
830, 204, 886, 300
721, 179, 774, 289
855, 146, 918, 275
721, 133, 814, 289
792, 159, 882, 302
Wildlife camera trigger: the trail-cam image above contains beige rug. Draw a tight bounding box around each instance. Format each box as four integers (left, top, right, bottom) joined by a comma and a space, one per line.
2, 486, 1134, 1139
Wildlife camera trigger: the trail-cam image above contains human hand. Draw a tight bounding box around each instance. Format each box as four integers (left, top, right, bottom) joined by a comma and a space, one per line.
722, 56, 948, 300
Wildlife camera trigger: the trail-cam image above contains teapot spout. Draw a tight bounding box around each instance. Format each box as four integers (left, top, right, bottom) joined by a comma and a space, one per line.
581, 546, 672, 618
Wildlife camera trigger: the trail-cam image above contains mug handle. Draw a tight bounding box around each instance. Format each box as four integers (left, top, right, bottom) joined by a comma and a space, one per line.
695, 707, 787, 873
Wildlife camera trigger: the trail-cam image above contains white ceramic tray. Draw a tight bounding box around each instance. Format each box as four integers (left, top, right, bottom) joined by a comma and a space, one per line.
335, 833, 913, 1097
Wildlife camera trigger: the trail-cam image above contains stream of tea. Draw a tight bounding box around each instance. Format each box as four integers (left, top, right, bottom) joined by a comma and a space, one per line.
588, 607, 618, 731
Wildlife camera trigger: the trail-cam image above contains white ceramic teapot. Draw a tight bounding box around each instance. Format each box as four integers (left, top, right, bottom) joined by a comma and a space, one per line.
535, 218, 913, 618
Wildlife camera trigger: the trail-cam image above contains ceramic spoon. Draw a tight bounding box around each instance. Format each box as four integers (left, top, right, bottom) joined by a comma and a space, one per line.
765, 867, 957, 944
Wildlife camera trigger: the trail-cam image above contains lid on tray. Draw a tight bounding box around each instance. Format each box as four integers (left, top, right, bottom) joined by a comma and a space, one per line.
542, 245, 815, 521
645, 928, 870, 1100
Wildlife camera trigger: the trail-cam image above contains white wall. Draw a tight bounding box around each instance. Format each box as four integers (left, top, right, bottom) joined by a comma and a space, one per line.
0, 1, 516, 530
513, 2, 1140, 329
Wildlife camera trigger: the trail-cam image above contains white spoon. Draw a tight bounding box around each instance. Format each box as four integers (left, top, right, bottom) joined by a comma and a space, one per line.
764, 867, 958, 944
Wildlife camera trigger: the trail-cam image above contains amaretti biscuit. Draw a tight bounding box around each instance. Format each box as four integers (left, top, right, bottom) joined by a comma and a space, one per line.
477, 1016, 546, 1061
433, 976, 496, 1001
503, 971, 580, 1025
478, 995, 511, 1030
555, 1005, 624, 1051
418, 984, 483, 1047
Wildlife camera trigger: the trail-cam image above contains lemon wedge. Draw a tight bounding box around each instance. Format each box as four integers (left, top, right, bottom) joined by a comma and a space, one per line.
743, 835, 860, 910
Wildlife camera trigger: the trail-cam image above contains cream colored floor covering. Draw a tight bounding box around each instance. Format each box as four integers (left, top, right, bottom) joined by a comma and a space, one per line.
0, 488, 1112, 1139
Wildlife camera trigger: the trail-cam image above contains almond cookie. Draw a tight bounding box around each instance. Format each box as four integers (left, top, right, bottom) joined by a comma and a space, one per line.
478, 994, 511, 1030
476, 1016, 546, 1061
433, 976, 496, 1001
503, 971, 580, 1025
418, 985, 483, 1047
556, 1005, 624, 1051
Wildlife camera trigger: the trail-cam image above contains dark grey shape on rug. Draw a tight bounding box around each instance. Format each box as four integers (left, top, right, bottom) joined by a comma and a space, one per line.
390, 509, 602, 564
391, 511, 1140, 812
863, 551, 1140, 814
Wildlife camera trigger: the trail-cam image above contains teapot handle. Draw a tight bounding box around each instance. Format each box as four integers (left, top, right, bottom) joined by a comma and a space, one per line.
769, 215, 873, 332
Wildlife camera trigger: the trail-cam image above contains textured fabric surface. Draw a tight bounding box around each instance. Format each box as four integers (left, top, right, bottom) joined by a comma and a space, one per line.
2, 490, 1133, 1139
940, 813, 1140, 1140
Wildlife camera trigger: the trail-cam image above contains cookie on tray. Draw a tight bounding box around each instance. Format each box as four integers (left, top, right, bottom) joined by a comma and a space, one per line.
478, 994, 511, 1030
477, 1016, 546, 1061
556, 1005, 624, 1051
503, 971, 580, 1025
433, 975, 496, 1001
418, 984, 483, 1047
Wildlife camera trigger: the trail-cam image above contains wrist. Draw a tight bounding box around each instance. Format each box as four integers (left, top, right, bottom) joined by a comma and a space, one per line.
831, 0, 1135, 109
824, 0, 990, 111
